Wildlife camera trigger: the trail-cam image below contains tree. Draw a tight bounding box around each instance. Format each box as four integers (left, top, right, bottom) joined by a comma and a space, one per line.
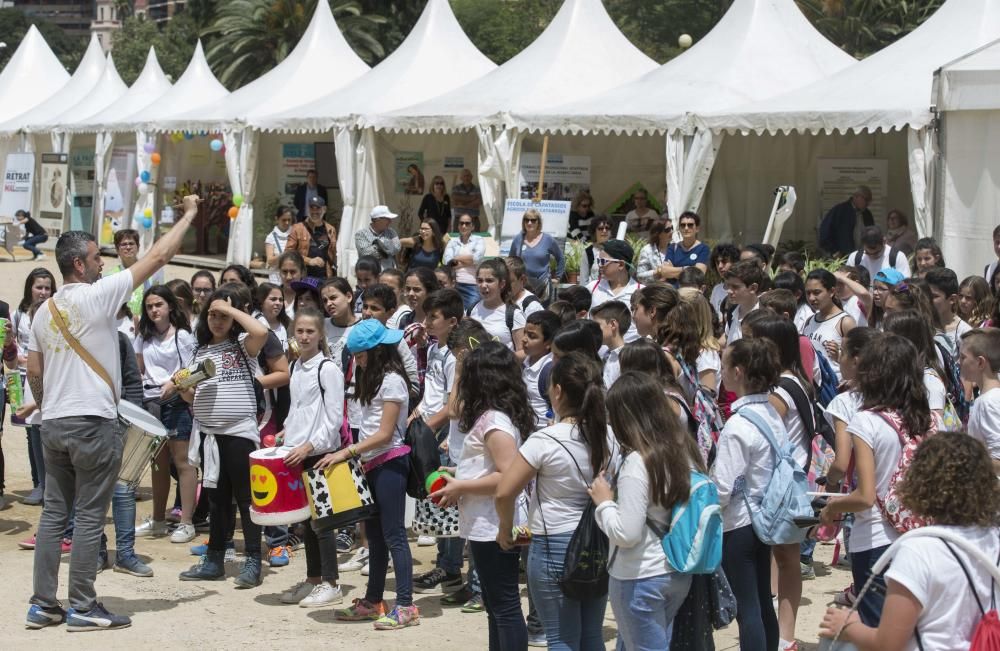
606, 0, 731, 63
450, 0, 560, 65
111, 13, 198, 84
797, 0, 944, 58
203, 0, 387, 91
0, 8, 87, 72
357, 0, 424, 58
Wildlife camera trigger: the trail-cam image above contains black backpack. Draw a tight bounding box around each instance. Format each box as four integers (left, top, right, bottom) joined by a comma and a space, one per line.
521, 294, 542, 312
851, 246, 902, 269
777, 376, 835, 472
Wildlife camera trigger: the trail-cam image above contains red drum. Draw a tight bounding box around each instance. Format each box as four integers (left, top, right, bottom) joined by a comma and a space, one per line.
249, 447, 310, 526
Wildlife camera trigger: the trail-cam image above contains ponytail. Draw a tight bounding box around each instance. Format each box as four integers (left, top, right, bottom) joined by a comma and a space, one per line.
551, 352, 609, 475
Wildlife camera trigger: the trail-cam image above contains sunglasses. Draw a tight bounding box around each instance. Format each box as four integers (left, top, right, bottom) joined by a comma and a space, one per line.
193, 287, 213, 294
524, 218, 539, 224
662, 226, 674, 234
597, 257, 621, 267
434, 182, 445, 186
459, 221, 473, 226
596, 225, 611, 232
679, 223, 696, 229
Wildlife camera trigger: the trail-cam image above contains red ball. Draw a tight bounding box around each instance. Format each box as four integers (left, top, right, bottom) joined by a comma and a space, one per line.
261, 434, 276, 448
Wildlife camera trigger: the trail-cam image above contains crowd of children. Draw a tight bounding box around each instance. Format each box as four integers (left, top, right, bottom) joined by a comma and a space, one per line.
6, 217, 1000, 650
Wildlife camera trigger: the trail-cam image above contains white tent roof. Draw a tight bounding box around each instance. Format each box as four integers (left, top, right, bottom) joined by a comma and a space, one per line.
253, 0, 495, 133
117, 41, 229, 132
937, 38, 1000, 111
699, 0, 1000, 134
160, 1, 369, 132
0, 26, 69, 125
68, 48, 173, 133
0, 33, 105, 134
29, 54, 129, 131
369, 0, 658, 133
509, 0, 856, 135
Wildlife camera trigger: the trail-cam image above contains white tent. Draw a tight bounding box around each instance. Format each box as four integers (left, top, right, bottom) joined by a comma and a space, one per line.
934, 38, 1000, 279
505, 0, 857, 227
698, 0, 1000, 243
0, 25, 69, 125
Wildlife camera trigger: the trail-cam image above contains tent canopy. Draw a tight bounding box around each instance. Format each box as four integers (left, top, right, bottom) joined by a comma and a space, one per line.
0, 26, 70, 126
370, 0, 658, 133
29, 54, 128, 132
699, 0, 1000, 135
253, 0, 495, 133
937, 38, 1000, 111
67, 48, 173, 133
509, 0, 856, 135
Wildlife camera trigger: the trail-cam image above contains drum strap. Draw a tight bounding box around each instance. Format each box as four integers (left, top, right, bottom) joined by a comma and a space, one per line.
46, 298, 118, 405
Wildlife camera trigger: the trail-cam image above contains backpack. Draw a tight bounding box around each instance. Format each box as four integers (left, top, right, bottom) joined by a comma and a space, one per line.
872, 410, 933, 534
939, 539, 1000, 651
813, 347, 840, 407
646, 469, 723, 574
851, 246, 902, 269
466, 301, 516, 343
675, 355, 724, 467
521, 293, 541, 313
933, 339, 970, 427
777, 377, 836, 458
737, 408, 813, 546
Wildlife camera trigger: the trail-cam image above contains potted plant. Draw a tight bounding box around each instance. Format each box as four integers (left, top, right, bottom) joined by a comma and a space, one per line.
563, 240, 583, 284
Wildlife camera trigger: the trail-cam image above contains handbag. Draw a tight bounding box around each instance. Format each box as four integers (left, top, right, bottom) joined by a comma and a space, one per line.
47, 298, 118, 406
412, 499, 460, 538
708, 566, 738, 629
404, 416, 440, 499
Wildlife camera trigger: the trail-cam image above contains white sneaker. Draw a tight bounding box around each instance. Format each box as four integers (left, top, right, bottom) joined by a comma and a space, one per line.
280, 581, 315, 605
135, 517, 168, 537
170, 523, 197, 543
340, 546, 369, 572
224, 547, 237, 563
361, 557, 392, 577
299, 581, 343, 608
417, 534, 436, 546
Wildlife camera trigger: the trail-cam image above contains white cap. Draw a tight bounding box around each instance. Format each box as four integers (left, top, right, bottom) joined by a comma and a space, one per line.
370, 205, 398, 220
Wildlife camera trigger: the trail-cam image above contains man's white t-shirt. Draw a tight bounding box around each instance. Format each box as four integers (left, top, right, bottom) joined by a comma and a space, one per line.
846, 410, 904, 552
850, 243, 911, 285
29, 270, 135, 420
968, 386, 1000, 460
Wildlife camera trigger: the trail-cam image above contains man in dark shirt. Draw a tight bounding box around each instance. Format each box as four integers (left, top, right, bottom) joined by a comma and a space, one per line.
819, 186, 875, 257
293, 170, 328, 221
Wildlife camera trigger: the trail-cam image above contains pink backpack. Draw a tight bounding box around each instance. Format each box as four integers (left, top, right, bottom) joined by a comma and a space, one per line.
873, 410, 934, 534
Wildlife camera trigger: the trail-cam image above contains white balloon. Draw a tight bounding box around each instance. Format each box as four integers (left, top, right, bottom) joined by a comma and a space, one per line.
678, 33, 693, 48
138, 183, 149, 195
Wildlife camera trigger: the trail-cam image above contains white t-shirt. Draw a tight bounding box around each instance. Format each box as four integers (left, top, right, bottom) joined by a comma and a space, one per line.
842, 295, 867, 328
283, 354, 344, 455
923, 368, 947, 411
793, 302, 816, 332
773, 373, 810, 470
937, 319, 973, 359
850, 243, 911, 284
968, 386, 1000, 460
355, 371, 408, 462
456, 409, 521, 541
603, 345, 623, 388
468, 301, 525, 350
418, 343, 454, 419
256, 314, 288, 352
823, 390, 863, 431
523, 353, 553, 429
709, 283, 727, 316
134, 328, 197, 401
885, 526, 1000, 651
846, 410, 904, 552
28, 270, 134, 420
516, 291, 544, 318
386, 305, 413, 331
519, 422, 620, 536
13, 308, 31, 363
725, 301, 758, 344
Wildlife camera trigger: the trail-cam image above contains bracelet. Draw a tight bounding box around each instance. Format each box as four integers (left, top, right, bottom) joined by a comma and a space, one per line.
348, 445, 358, 459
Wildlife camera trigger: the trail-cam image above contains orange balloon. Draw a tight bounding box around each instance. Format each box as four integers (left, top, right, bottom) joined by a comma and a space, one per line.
228, 206, 239, 219
150, 152, 161, 165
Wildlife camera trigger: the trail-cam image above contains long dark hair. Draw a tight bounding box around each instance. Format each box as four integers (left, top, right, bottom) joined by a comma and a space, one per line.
476, 258, 513, 303
882, 309, 949, 393
607, 372, 704, 509
856, 332, 932, 438
419, 219, 445, 254
352, 342, 411, 406
138, 285, 191, 340
749, 314, 812, 397
805, 268, 842, 309
619, 338, 683, 396
166, 279, 194, 319
550, 352, 609, 475
19, 267, 56, 313
194, 284, 252, 345
456, 341, 535, 440
254, 282, 290, 329
221, 264, 256, 289
552, 319, 602, 364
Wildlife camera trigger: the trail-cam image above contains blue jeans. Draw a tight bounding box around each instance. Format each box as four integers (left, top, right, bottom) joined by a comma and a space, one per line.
722, 524, 778, 651
364, 456, 414, 606
472, 540, 527, 651
609, 573, 691, 651
456, 282, 480, 311
22, 233, 48, 258
851, 544, 889, 627
100, 483, 138, 562
528, 533, 608, 651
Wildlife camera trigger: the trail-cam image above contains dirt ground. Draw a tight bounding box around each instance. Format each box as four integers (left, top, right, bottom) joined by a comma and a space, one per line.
0, 253, 846, 649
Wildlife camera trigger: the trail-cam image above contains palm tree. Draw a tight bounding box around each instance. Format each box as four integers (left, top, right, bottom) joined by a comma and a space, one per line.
204, 0, 386, 90
797, 0, 944, 58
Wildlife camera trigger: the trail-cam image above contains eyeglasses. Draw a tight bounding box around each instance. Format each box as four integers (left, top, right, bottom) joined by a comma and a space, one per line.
193, 287, 212, 295
662, 227, 674, 235
596, 225, 611, 232
459, 221, 473, 227
679, 223, 696, 230
434, 182, 445, 186
524, 218, 539, 224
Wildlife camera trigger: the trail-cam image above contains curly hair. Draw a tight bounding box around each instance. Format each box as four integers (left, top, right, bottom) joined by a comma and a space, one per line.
456, 341, 536, 439
897, 432, 1000, 527
856, 333, 932, 438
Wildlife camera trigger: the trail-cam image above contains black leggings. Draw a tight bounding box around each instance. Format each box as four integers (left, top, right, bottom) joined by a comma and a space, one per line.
207, 436, 261, 556
722, 524, 778, 651
302, 456, 339, 582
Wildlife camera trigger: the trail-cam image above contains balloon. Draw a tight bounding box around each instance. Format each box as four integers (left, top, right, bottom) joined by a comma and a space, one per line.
134, 176, 142, 187
140, 170, 151, 183
209, 139, 223, 152
141, 217, 153, 229
227, 206, 239, 219
150, 152, 161, 165
172, 133, 183, 143
199, 130, 208, 137
232, 194, 243, 207
183, 131, 193, 140
142, 142, 156, 154
143, 208, 153, 218
137, 183, 149, 195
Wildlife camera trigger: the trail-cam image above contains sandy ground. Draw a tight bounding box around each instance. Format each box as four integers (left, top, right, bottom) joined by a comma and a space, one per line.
0, 252, 847, 649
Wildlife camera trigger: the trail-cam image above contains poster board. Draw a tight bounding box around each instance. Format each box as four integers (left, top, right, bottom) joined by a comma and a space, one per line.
498, 198, 571, 256
39, 153, 68, 237
99, 147, 136, 247
395, 152, 424, 196
69, 147, 95, 232
817, 159, 889, 224
518, 153, 590, 202
278, 143, 316, 207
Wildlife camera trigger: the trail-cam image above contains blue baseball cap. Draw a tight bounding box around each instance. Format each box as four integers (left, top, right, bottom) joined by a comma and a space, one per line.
874, 268, 905, 286
346, 318, 403, 353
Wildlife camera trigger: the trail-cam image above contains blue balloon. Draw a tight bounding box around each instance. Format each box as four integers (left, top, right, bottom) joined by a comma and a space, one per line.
198, 130, 208, 137
140, 170, 151, 183
142, 218, 153, 229
183, 131, 193, 140
209, 139, 223, 152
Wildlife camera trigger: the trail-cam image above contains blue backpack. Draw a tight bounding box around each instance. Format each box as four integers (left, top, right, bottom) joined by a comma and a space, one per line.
647, 469, 723, 574
814, 348, 839, 407
736, 408, 813, 546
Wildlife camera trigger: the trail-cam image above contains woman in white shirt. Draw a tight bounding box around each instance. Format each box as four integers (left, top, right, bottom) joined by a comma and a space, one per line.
495, 352, 617, 651
263, 206, 293, 269
824, 327, 878, 491
882, 310, 949, 426
443, 213, 485, 311
819, 333, 934, 628
636, 220, 673, 283
711, 337, 788, 651
590, 371, 705, 650
820, 432, 1000, 651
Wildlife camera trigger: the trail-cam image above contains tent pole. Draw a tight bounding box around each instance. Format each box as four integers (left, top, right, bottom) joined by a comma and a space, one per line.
535, 135, 549, 202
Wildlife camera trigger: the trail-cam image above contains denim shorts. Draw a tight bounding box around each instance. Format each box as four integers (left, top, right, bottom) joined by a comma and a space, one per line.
144, 398, 193, 441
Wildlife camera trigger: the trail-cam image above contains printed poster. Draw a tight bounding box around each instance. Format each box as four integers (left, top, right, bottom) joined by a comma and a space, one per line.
518, 153, 591, 202
817, 158, 889, 224
395, 152, 424, 195
39, 153, 69, 236
69, 147, 95, 232
100, 147, 136, 247
278, 143, 316, 206
498, 198, 571, 256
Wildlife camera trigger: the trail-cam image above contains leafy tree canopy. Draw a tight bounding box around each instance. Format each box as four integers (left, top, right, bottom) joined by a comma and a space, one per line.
0, 8, 87, 72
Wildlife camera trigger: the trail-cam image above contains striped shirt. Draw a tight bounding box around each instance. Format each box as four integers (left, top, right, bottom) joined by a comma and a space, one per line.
191, 336, 259, 431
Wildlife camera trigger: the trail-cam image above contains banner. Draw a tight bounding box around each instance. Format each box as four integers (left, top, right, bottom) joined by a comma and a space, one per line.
69, 147, 95, 232
39, 153, 68, 237
0, 152, 34, 222
99, 148, 136, 247
278, 143, 316, 207
817, 158, 889, 224
395, 152, 424, 195
498, 198, 571, 256
518, 153, 591, 202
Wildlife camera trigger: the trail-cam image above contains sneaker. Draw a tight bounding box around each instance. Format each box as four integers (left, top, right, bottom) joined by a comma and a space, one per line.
417, 534, 436, 547
361, 556, 392, 577
280, 581, 315, 605
286, 532, 304, 551
528, 632, 547, 647
134, 517, 168, 538
190, 539, 235, 556
341, 546, 369, 572
413, 568, 462, 594
441, 585, 476, 606
33, 253, 47, 261
373, 604, 420, 630
192, 518, 211, 532
170, 523, 197, 544
18, 534, 36, 550
834, 584, 857, 608
66, 602, 131, 631
460, 594, 485, 613
96, 550, 110, 574
800, 561, 816, 580
233, 554, 262, 588
114, 555, 153, 578
166, 507, 182, 523
268, 546, 290, 567
22, 486, 44, 506
336, 530, 355, 553
335, 598, 386, 621
299, 581, 344, 608
782, 641, 800, 651
26, 604, 67, 629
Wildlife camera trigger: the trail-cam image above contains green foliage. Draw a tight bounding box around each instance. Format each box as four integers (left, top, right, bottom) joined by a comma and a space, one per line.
112, 13, 198, 84
606, 0, 732, 64
0, 8, 87, 72
563, 239, 584, 274
450, 0, 560, 65
356, 0, 425, 57
797, 0, 944, 58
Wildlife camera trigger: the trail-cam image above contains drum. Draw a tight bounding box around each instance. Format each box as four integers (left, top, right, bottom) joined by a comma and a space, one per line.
249, 447, 310, 526
304, 458, 377, 533
117, 400, 169, 488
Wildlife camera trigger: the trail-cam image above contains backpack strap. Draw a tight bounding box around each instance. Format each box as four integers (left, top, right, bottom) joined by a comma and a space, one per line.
465, 300, 479, 318
942, 540, 989, 616
317, 358, 330, 399
522, 294, 540, 312
851, 250, 863, 266
541, 432, 591, 489
505, 302, 516, 339
737, 406, 785, 460
777, 377, 816, 470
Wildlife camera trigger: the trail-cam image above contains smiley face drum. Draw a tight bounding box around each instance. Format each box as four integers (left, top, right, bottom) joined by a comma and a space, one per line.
248, 447, 310, 526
